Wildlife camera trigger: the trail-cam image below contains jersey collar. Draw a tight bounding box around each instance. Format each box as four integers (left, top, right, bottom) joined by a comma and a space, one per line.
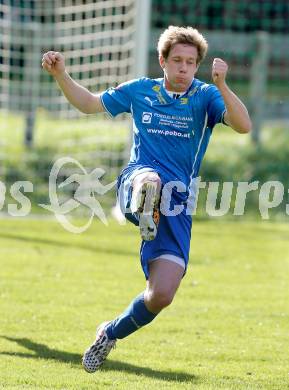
160, 78, 196, 104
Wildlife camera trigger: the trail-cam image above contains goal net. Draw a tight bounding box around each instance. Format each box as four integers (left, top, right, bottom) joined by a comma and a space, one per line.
0, 0, 151, 217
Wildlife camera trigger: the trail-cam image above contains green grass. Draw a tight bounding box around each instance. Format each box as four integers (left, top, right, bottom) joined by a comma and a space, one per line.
0, 218, 289, 389
0, 110, 129, 156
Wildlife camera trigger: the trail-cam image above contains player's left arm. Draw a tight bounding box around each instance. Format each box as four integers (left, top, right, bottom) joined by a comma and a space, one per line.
212, 58, 252, 134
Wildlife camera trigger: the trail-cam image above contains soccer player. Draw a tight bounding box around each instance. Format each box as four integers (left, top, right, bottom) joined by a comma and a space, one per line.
42, 26, 251, 372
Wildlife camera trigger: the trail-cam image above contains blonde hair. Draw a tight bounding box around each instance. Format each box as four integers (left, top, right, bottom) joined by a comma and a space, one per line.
157, 26, 208, 64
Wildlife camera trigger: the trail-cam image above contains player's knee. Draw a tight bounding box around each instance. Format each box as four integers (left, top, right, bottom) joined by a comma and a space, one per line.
133, 172, 162, 189
144, 172, 161, 185
131, 172, 162, 214
147, 287, 174, 310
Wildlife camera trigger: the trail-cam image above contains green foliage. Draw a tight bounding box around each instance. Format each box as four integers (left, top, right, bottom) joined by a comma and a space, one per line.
203, 126, 289, 183
151, 1, 289, 33
196, 124, 289, 219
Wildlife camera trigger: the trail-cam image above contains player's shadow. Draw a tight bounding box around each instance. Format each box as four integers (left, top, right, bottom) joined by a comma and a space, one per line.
0, 336, 198, 383
0, 336, 81, 364
0, 232, 137, 257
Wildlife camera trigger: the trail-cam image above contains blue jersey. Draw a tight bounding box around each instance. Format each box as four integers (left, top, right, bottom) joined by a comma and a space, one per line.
101, 77, 226, 191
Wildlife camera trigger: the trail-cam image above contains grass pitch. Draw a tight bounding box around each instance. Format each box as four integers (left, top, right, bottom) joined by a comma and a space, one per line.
0, 218, 289, 389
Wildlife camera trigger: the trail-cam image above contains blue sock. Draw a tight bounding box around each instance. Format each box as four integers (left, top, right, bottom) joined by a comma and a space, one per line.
105, 293, 157, 340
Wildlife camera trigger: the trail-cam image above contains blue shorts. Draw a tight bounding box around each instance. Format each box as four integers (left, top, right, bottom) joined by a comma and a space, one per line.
117, 166, 192, 279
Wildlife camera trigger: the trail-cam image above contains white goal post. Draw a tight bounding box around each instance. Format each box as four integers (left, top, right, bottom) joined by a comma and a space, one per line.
0, 0, 151, 213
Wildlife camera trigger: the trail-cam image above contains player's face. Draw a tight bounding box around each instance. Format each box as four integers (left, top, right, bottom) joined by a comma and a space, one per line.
160, 44, 199, 92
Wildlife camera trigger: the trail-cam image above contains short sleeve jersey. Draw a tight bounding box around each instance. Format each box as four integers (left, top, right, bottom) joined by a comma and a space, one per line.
101, 77, 226, 190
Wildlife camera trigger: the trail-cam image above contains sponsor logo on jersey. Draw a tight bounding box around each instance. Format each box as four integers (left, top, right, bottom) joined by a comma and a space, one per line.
142, 112, 152, 124
180, 97, 188, 105
152, 85, 161, 92
144, 96, 153, 106
152, 84, 167, 104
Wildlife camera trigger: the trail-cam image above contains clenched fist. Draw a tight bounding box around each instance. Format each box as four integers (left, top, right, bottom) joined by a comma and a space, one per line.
42, 51, 65, 78
212, 58, 228, 87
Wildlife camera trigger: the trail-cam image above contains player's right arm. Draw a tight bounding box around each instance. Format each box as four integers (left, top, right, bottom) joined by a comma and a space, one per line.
42, 51, 104, 114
